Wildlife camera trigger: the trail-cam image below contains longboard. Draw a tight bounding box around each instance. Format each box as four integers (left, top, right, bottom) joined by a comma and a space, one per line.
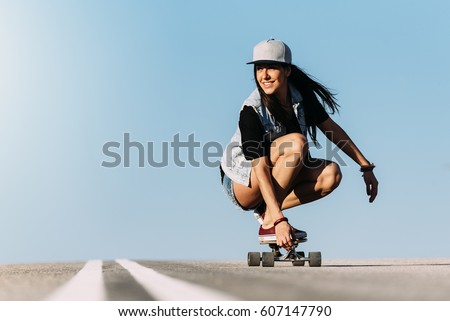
247, 239, 321, 267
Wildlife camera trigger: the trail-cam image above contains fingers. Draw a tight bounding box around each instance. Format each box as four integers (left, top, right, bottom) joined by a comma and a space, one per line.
369, 181, 378, 203
276, 224, 293, 250
277, 236, 292, 250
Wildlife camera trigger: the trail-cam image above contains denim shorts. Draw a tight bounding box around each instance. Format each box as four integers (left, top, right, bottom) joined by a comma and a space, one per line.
221, 172, 245, 210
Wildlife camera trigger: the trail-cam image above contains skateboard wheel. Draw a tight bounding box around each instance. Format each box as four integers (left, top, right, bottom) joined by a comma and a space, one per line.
247, 252, 261, 266
261, 252, 275, 267
308, 251, 322, 267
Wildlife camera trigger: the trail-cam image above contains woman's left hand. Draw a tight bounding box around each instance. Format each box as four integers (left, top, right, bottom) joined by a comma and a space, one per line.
363, 171, 378, 203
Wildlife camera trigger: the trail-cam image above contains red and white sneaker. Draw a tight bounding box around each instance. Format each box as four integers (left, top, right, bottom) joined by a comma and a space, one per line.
258, 224, 307, 244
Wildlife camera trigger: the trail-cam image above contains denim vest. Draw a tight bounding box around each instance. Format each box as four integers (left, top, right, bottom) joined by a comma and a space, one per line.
221, 83, 307, 186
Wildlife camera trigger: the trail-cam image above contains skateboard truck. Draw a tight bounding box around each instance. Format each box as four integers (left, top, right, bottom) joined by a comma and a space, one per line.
247, 240, 321, 267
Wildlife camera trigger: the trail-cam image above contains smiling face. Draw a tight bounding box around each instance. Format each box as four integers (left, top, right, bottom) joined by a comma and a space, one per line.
255, 63, 291, 99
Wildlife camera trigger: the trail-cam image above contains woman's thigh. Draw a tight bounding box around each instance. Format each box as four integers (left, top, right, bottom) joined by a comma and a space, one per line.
292, 157, 342, 189
280, 158, 342, 209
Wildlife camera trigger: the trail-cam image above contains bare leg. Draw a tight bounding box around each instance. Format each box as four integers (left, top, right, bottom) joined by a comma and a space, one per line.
233, 134, 342, 225
261, 133, 308, 227
281, 159, 342, 210
233, 133, 307, 222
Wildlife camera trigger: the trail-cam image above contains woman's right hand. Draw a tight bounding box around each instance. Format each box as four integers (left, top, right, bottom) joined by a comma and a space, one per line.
275, 221, 293, 250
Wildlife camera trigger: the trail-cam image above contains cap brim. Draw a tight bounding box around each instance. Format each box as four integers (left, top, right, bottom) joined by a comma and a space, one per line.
246, 60, 290, 65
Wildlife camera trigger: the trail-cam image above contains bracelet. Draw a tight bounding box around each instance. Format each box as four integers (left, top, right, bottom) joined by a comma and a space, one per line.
273, 217, 288, 227
360, 163, 376, 172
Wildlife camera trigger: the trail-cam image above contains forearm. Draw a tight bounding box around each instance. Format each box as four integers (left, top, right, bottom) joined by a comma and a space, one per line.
331, 128, 370, 166
320, 118, 372, 167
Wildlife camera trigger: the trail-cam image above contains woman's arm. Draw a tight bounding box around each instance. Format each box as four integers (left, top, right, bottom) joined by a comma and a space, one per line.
318, 117, 379, 202
318, 118, 370, 166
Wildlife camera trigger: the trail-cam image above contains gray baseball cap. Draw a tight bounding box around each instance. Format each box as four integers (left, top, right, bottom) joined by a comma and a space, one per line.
247, 39, 292, 65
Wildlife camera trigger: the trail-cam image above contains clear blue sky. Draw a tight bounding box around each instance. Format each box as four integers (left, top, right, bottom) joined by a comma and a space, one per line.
1, 0, 450, 264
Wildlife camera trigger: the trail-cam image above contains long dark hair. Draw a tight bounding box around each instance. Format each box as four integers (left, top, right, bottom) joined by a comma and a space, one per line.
254, 64, 339, 144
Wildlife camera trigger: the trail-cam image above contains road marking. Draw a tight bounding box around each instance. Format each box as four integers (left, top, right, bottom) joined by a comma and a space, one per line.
46, 260, 106, 301
116, 259, 236, 300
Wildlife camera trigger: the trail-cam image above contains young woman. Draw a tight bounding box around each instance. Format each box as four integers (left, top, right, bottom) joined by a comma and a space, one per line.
220, 39, 378, 251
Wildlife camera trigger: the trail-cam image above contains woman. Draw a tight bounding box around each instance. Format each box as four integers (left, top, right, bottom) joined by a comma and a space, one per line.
220, 39, 378, 251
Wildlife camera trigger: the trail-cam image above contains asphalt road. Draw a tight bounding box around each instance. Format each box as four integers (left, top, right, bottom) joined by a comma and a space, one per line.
1, 258, 450, 300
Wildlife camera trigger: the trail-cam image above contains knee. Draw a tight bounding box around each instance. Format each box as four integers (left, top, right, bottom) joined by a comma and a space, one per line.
320, 162, 342, 194
280, 133, 308, 157
332, 162, 343, 187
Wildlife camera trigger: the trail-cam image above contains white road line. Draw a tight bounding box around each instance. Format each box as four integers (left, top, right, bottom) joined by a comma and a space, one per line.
116, 259, 237, 301
46, 260, 106, 301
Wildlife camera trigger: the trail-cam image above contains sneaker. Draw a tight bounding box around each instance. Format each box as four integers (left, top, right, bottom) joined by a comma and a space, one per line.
258, 224, 307, 244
